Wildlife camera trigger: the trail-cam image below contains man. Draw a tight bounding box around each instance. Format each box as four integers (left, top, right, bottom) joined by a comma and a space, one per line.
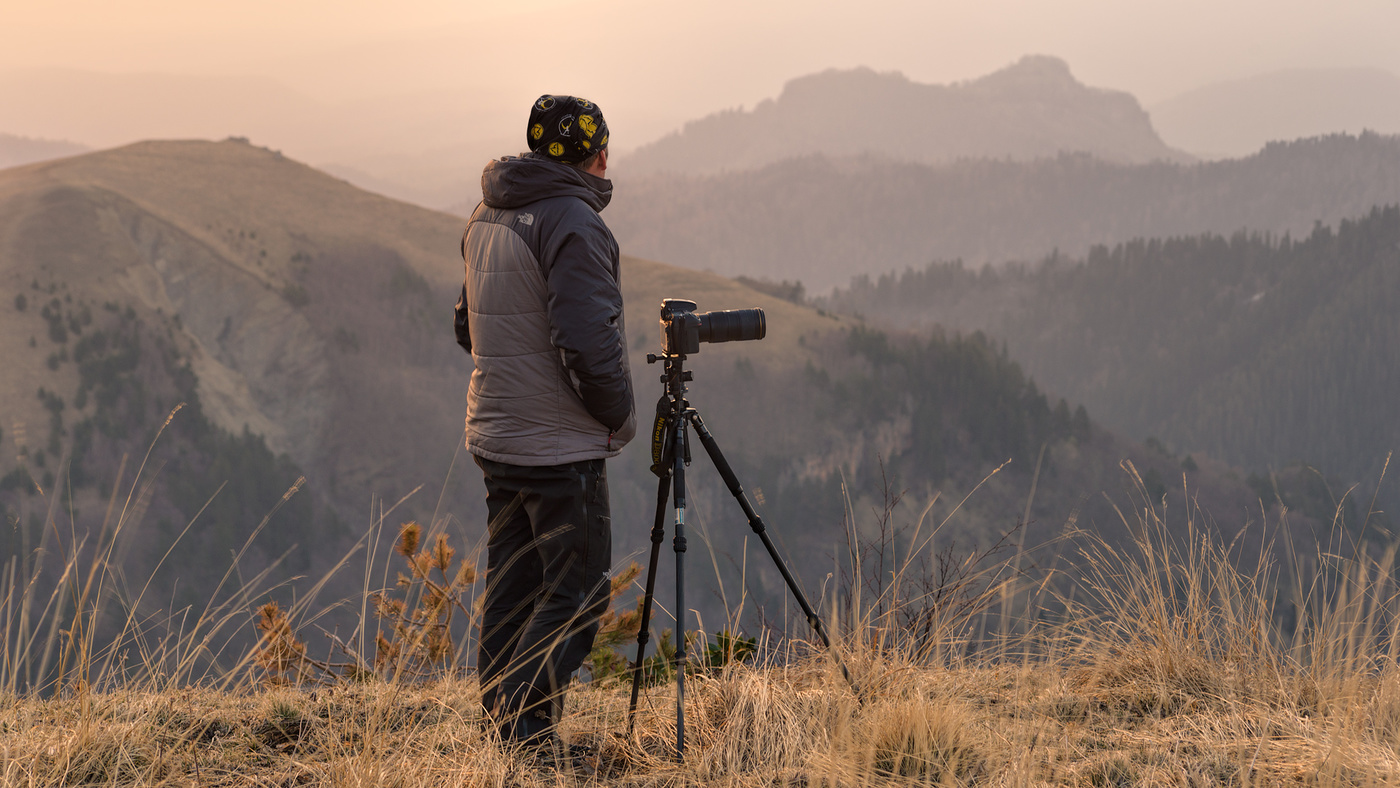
454, 94, 635, 747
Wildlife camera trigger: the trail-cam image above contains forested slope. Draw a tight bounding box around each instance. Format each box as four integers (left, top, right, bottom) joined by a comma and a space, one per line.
824, 205, 1400, 511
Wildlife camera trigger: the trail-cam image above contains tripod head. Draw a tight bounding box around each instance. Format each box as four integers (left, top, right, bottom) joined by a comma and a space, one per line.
646, 352, 691, 478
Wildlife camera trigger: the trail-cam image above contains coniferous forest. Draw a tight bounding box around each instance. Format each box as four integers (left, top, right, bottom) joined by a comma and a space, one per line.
824, 204, 1400, 515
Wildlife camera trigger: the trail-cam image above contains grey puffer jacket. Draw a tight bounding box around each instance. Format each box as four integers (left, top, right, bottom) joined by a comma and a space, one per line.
455, 153, 636, 466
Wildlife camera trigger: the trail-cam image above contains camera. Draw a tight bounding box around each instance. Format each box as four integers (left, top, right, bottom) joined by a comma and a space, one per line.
658, 298, 766, 356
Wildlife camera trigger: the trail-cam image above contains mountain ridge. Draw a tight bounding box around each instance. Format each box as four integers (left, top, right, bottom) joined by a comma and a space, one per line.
607, 132, 1400, 291
618, 56, 1190, 177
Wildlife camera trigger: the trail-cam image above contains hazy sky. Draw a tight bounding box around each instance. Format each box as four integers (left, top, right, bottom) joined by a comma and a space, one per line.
7, 0, 1400, 148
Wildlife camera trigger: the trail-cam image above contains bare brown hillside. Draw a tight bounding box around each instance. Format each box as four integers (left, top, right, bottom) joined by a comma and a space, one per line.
0, 140, 467, 514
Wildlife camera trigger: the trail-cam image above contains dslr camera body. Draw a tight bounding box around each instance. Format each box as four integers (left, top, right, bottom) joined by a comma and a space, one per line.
658, 298, 766, 356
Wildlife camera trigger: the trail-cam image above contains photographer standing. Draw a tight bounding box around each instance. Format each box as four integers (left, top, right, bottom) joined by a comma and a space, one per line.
454, 94, 635, 749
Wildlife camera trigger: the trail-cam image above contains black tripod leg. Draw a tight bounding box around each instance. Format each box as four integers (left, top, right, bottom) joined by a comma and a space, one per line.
687, 411, 857, 691
627, 470, 671, 733
671, 416, 689, 758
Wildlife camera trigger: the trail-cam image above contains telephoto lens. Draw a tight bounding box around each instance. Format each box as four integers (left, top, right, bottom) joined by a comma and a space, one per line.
697, 308, 766, 344
658, 299, 766, 356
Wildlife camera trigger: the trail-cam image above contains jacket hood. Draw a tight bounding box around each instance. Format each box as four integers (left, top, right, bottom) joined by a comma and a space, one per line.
480, 153, 613, 212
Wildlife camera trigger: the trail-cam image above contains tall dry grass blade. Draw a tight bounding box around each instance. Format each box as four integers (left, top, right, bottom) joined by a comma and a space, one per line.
1002, 442, 1048, 643
114, 404, 183, 535
111, 480, 227, 685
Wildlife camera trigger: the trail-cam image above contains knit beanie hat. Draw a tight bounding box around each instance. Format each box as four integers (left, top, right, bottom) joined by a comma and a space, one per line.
527, 94, 609, 164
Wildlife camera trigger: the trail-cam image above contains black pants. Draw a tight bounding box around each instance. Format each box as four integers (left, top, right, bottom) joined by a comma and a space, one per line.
474, 455, 612, 743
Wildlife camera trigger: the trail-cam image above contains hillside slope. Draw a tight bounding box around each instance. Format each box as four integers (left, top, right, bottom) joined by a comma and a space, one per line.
0, 139, 464, 501
620, 57, 1186, 177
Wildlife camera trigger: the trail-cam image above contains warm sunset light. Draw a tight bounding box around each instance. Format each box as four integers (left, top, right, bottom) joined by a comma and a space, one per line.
5, 1, 1400, 783
5, 0, 1400, 155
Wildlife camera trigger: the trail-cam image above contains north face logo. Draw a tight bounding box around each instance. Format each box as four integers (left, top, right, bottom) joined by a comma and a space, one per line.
517, 213, 535, 226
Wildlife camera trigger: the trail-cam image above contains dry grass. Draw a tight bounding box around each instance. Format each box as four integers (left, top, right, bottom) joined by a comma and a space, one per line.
8, 461, 1400, 785
7, 647, 1400, 787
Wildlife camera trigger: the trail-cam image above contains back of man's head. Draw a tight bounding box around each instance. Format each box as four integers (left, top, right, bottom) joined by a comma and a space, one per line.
526, 95, 609, 168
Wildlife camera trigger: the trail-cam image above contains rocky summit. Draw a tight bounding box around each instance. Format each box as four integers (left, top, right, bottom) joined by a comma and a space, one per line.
619, 56, 1189, 176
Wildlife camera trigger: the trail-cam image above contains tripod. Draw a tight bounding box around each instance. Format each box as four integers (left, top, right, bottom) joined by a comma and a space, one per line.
625, 348, 849, 759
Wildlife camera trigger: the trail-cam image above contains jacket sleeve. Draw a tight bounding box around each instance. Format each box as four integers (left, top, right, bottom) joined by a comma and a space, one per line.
453, 283, 472, 354
455, 229, 473, 354
543, 219, 634, 432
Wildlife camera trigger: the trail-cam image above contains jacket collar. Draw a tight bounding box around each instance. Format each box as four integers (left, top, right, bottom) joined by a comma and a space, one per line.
481, 153, 613, 212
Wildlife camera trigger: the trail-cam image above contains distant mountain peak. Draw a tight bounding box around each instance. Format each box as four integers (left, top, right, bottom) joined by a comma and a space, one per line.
776, 66, 907, 99
1013, 54, 1073, 73
619, 57, 1186, 177
971, 55, 1079, 91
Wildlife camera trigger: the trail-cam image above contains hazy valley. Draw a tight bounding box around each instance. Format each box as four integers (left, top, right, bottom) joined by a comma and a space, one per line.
606, 132, 1400, 291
